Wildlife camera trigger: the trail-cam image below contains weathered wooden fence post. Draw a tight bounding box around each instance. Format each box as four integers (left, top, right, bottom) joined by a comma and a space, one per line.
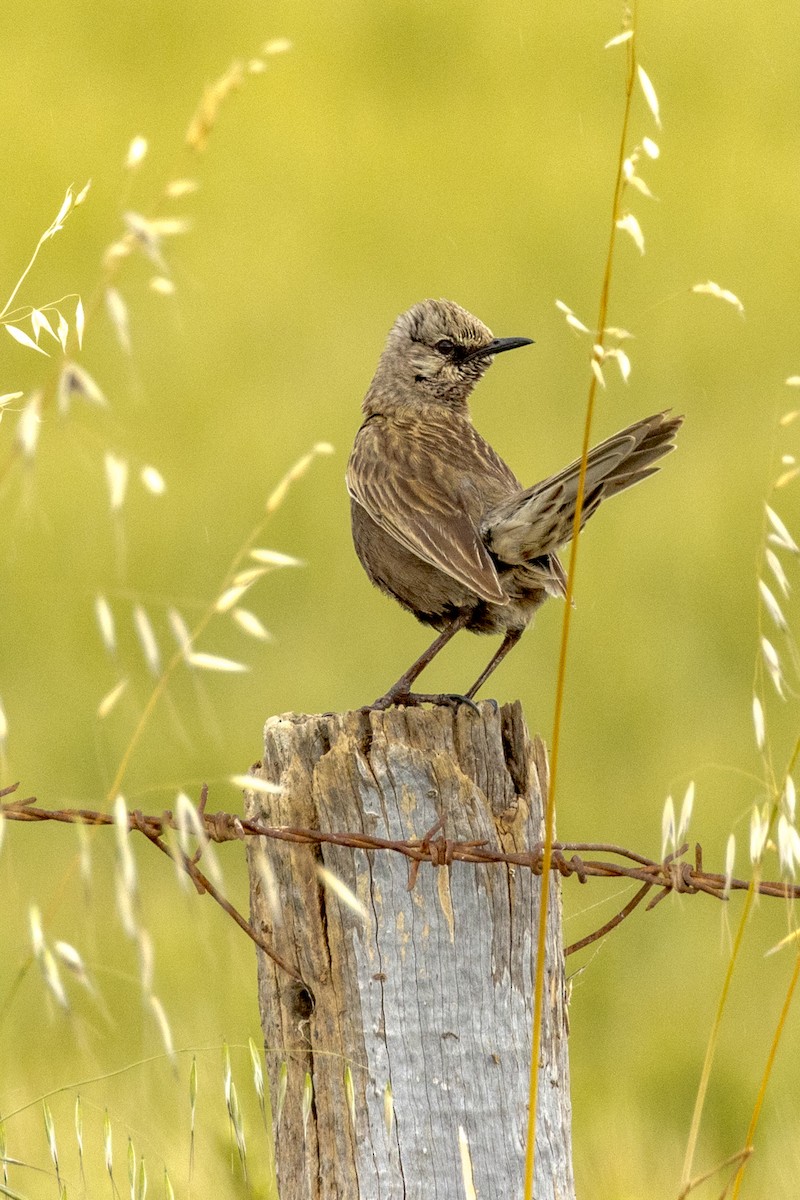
245, 700, 574, 1198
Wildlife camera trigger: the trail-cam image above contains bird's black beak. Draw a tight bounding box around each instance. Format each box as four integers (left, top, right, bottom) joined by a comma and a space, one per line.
466, 336, 534, 361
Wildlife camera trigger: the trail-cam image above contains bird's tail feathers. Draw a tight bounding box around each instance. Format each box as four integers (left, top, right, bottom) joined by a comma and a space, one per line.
482, 410, 683, 563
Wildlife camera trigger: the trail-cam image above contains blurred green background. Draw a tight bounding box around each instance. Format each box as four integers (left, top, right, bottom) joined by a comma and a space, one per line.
2, 1, 800, 1195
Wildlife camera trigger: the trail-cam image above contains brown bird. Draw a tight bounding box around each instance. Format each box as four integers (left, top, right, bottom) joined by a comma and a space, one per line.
347, 298, 682, 709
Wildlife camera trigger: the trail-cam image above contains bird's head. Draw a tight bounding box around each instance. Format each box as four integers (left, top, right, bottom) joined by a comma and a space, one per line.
365, 298, 533, 414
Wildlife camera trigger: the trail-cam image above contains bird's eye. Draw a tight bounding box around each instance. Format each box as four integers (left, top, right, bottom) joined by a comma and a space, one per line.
435, 338, 456, 355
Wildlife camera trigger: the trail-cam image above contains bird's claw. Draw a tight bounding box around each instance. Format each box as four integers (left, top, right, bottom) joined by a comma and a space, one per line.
361, 691, 480, 714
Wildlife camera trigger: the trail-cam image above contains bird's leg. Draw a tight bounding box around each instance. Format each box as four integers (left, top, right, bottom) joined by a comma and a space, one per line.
464, 628, 523, 700
366, 612, 475, 711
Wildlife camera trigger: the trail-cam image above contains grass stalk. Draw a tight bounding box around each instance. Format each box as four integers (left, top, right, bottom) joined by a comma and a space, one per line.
681, 719, 800, 1187
730, 944, 800, 1198
680, 879, 757, 1189
105, 444, 330, 803
523, 12, 638, 1197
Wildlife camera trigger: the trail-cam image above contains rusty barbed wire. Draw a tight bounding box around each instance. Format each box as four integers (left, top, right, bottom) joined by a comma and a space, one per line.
2, 781, 798, 967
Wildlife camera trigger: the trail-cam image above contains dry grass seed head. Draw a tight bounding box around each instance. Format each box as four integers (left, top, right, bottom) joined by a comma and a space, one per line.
167, 607, 192, 655
275, 1062, 288, 1126
777, 816, 799, 878
616, 212, 645, 254
189, 1056, 198, 1133
175, 791, 223, 887
752, 696, 766, 751
140, 465, 166, 495
5, 323, 49, 356
185, 59, 246, 153
661, 795, 676, 860
250, 841, 283, 927
784, 776, 796, 821
103, 1110, 113, 1176
186, 650, 248, 673
165, 178, 198, 198
215, 583, 251, 613
229, 1079, 247, 1170
30, 308, 56, 343
223, 1043, 232, 1104
302, 1072, 313, 1139
149, 994, 175, 1062
248, 1037, 265, 1105
41, 946, 68, 1008
133, 604, 161, 674
383, 1081, 394, 1138
74, 1096, 84, 1164
555, 300, 592, 335
149, 275, 176, 295
98, 678, 129, 719
230, 773, 281, 795
125, 136, 148, 169
691, 281, 745, 316
249, 548, 304, 568
105, 454, 129, 511
138, 929, 154, 991
590, 359, 606, 389
344, 1063, 355, 1128
605, 29, 633, 48
760, 637, 784, 697
29, 904, 44, 957
232, 608, 271, 640
766, 504, 800, 554
42, 1102, 59, 1175
59, 362, 107, 414
122, 211, 169, 271
95, 595, 117, 653
233, 566, 269, 587
105, 287, 131, 353
17, 393, 42, 457
54, 940, 89, 987
458, 1125, 478, 1200
316, 864, 368, 922
750, 804, 769, 864
636, 64, 661, 127
765, 549, 791, 597
759, 580, 788, 630
263, 37, 292, 55
775, 465, 800, 489
114, 793, 138, 934
264, 442, 334, 514
677, 782, 695, 843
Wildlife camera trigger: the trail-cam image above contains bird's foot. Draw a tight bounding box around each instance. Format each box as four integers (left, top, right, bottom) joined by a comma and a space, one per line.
362, 690, 479, 714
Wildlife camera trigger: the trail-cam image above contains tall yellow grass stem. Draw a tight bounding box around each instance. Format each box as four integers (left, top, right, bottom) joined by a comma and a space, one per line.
523, 19, 638, 1198
680, 879, 757, 1189
730, 943, 800, 1199
681, 735, 800, 1189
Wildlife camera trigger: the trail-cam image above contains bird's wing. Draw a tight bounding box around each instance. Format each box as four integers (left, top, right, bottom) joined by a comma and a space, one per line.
346, 415, 510, 604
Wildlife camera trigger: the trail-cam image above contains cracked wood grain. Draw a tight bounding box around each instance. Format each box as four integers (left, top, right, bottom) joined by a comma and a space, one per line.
245, 700, 574, 1199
